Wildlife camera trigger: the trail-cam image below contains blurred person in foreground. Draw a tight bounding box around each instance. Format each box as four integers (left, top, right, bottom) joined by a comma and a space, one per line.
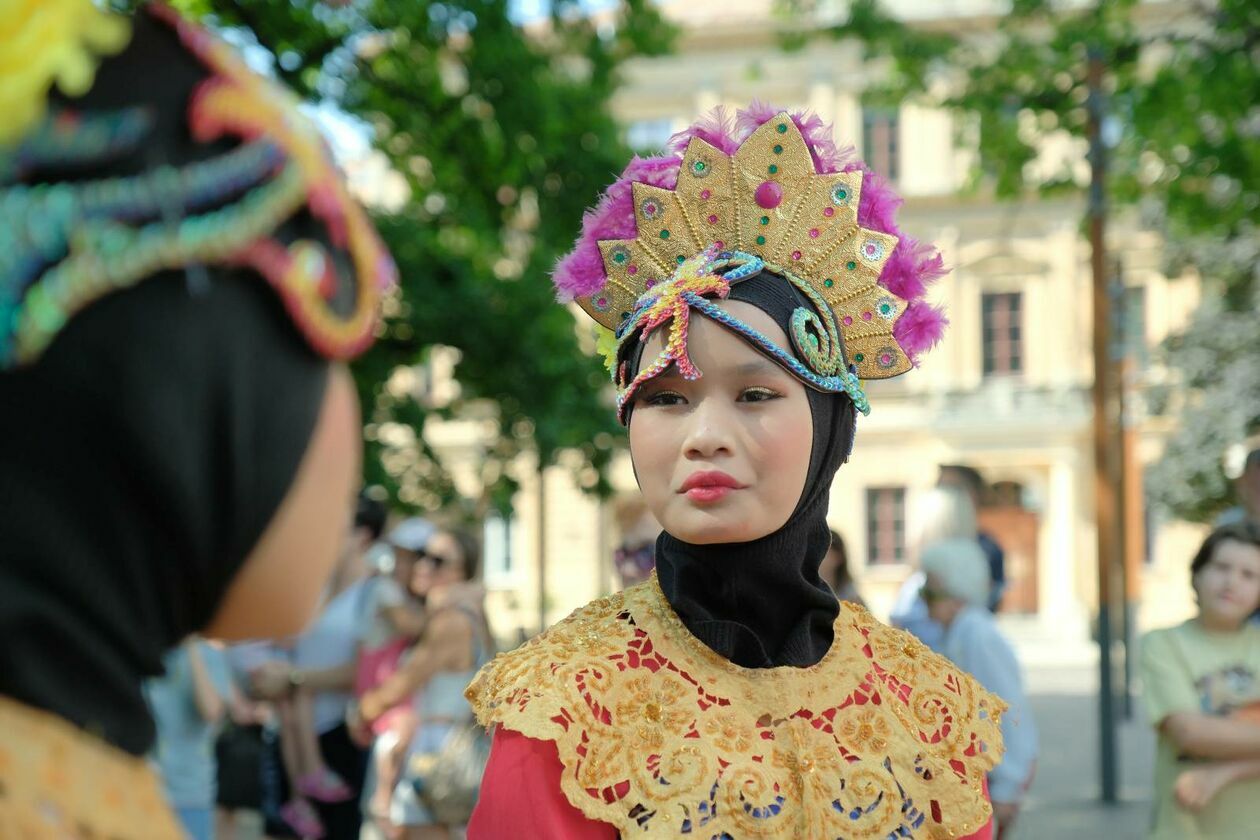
0, 3, 392, 836
1140, 522, 1260, 839
355, 528, 491, 839
920, 539, 1038, 838
463, 104, 1004, 839
820, 528, 866, 608
890, 484, 979, 651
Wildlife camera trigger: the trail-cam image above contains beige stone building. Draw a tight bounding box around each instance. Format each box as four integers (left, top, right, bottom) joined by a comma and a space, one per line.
429, 0, 1210, 648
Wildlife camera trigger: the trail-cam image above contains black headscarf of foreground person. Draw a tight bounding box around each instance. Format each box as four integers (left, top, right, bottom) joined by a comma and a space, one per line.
0, 3, 393, 834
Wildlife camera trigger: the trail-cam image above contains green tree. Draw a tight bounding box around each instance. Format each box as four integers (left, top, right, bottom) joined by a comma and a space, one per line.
172, 0, 673, 512
779, 0, 1259, 521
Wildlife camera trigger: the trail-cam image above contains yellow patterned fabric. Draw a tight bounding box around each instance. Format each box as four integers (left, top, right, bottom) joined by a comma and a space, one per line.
467, 576, 1005, 839
0, 0, 132, 145
0, 694, 183, 839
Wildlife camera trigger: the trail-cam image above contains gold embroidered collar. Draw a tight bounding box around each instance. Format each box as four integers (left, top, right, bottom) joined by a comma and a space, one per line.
468, 575, 1005, 839
0, 694, 183, 839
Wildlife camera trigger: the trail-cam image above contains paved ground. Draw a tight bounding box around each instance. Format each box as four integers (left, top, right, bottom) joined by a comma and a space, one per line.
1015, 665, 1154, 840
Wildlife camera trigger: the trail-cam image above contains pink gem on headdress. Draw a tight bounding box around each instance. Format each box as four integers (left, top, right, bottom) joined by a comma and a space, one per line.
551, 102, 951, 366
754, 181, 783, 209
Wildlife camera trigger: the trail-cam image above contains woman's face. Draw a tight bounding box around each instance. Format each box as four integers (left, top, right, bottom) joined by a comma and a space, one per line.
628, 301, 813, 545
410, 530, 466, 596
1194, 538, 1260, 628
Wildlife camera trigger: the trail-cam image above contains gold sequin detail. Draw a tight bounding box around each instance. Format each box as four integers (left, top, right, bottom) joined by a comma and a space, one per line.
467, 575, 1005, 838
576, 112, 914, 380
0, 695, 184, 839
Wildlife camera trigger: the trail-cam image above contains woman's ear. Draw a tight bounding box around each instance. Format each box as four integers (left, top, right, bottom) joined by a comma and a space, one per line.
203, 366, 361, 640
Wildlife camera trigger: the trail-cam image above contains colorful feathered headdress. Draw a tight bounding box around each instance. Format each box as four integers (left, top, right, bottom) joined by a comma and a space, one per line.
553, 103, 947, 419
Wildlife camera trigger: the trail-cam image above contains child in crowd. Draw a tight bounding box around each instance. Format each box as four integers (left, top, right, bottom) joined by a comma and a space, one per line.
356, 518, 434, 834
1141, 522, 1260, 839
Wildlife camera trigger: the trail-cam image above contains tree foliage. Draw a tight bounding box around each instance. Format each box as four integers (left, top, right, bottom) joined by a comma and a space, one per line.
779, 0, 1259, 521
171, 0, 673, 512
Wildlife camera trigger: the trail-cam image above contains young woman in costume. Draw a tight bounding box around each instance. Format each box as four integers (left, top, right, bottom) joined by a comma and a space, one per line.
465, 105, 1005, 838
0, 3, 393, 836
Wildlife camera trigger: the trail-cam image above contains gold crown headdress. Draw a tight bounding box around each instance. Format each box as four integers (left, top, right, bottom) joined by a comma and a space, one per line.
553, 106, 947, 419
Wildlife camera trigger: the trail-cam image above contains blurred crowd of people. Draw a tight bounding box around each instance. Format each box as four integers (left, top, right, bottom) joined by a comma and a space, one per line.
147, 445, 1260, 840
146, 495, 489, 840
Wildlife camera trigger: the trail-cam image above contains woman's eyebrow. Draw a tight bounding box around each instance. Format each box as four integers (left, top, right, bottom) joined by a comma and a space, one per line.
730, 359, 784, 377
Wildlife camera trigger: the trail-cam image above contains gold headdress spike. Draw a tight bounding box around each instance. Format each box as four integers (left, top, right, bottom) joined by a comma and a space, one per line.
557, 110, 941, 381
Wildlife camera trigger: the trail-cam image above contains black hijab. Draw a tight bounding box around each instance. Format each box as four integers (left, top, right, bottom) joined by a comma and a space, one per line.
628, 272, 857, 669
0, 12, 335, 755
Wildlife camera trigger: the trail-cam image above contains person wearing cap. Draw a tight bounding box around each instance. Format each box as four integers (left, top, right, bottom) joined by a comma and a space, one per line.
354, 517, 435, 832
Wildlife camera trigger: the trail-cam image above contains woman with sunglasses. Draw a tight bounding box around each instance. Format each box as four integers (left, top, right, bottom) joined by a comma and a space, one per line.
464, 104, 1006, 839
356, 528, 491, 839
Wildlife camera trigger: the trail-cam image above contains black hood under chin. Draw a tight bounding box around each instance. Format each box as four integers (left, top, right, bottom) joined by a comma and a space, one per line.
626, 270, 857, 668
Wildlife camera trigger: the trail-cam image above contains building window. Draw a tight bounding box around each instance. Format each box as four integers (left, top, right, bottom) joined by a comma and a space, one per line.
626, 118, 677, 153
982, 292, 1023, 376
1122, 284, 1148, 368
866, 487, 907, 565
482, 512, 516, 586
862, 108, 900, 183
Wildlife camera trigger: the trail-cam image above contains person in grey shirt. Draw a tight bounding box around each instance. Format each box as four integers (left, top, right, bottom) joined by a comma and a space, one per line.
920, 538, 1039, 839
146, 639, 235, 840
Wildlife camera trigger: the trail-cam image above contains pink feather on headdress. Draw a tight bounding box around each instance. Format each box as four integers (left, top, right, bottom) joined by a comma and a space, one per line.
552, 102, 949, 362
666, 106, 741, 157
894, 301, 949, 358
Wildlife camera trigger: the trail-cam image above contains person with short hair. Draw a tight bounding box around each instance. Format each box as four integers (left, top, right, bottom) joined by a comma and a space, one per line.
1217, 447, 1260, 529
920, 539, 1038, 837
1140, 522, 1260, 838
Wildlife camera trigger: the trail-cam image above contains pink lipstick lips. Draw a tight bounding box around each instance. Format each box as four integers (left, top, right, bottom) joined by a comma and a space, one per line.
679, 470, 745, 503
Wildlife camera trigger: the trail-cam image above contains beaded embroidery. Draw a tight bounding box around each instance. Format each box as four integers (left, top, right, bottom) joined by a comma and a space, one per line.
613, 245, 869, 422
467, 576, 1005, 839
0, 3, 396, 369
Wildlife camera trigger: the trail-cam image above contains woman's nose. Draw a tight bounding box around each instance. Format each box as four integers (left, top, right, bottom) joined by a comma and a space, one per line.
682, 398, 735, 459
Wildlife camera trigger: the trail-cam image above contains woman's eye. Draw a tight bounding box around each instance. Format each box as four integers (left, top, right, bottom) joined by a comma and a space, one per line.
643, 391, 685, 407
739, 387, 781, 403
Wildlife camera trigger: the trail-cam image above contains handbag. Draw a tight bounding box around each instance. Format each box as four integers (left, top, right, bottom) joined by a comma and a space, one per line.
409, 721, 491, 826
